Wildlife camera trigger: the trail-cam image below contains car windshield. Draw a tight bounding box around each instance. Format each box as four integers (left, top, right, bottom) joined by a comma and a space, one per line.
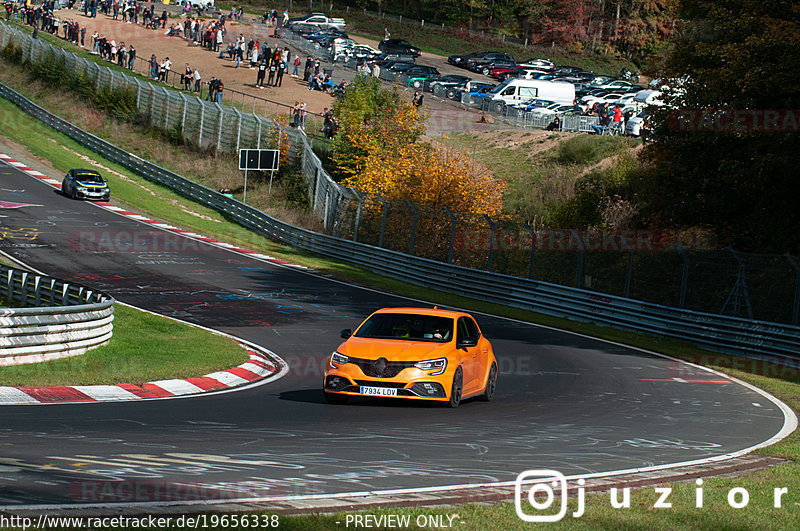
354, 313, 454, 343
76, 173, 104, 183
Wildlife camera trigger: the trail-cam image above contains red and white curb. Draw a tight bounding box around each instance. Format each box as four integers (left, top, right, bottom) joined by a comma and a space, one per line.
0, 154, 293, 404
0, 343, 282, 405
0, 153, 307, 269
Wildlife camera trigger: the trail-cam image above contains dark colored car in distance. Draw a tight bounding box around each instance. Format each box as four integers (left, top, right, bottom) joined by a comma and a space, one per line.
378, 39, 421, 57
464, 52, 515, 73
61, 169, 110, 201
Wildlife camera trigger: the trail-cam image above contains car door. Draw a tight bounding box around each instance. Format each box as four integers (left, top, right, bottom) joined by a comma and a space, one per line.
456, 317, 480, 393
62, 170, 73, 195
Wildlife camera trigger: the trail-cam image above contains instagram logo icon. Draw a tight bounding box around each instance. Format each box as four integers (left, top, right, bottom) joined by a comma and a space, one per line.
515, 470, 585, 522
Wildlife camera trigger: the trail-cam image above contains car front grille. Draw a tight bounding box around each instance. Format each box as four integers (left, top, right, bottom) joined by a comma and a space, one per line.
349, 357, 416, 378
354, 380, 408, 389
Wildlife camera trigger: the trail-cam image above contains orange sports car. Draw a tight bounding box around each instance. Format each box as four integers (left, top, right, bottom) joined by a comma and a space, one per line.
323, 307, 498, 407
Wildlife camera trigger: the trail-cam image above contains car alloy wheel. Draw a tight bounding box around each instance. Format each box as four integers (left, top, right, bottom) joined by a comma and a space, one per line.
448, 367, 463, 408
324, 391, 349, 404
480, 363, 497, 401
446, 88, 456, 99
482, 67, 490, 76
412, 80, 422, 88
492, 101, 505, 114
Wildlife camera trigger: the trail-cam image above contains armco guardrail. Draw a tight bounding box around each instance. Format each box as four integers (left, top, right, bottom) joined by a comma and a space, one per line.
1, 84, 797, 363
0, 265, 114, 365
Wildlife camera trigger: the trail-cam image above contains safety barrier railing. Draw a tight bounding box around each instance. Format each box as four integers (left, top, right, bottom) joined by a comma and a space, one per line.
1, 82, 797, 363
0, 265, 114, 365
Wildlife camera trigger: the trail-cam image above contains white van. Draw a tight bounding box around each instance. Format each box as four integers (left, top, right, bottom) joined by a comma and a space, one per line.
487, 78, 575, 113
633, 89, 664, 110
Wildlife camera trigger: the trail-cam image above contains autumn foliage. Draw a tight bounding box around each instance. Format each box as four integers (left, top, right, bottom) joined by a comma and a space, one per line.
332, 76, 504, 215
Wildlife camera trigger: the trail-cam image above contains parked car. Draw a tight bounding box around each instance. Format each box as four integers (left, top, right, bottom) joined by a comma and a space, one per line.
323, 307, 498, 407
592, 79, 638, 91
378, 39, 421, 57
519, 58, 555, 70
625, 112, 647, 136
465, 52, 515, 73
448, 51, 480, 67
509, 98, 556, 111
474, 57, 517, 76
528, 102, 575, 116
287, 13, 346, 31
464, 82, 497, 102
402, 65, 441, 88
370, 52, 416, 67
426, 74, 472, 94
61, 169, 110, 201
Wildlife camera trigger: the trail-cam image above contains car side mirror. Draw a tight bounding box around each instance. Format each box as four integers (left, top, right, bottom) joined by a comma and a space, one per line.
340, 329, 352, 339
458, 337, 478, 349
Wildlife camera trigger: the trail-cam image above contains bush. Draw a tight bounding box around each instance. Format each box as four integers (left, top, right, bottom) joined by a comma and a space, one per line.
1, 42, 23, 64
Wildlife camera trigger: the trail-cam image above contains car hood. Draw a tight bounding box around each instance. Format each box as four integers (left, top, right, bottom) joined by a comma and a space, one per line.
75, 180, 107, 188
340, 337, 452, 361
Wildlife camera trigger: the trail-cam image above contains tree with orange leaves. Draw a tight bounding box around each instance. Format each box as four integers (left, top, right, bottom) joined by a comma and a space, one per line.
332, 75, 504, 215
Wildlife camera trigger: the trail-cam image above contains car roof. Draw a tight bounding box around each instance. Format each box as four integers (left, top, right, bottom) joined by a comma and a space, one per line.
73, 169, 102, 175
372, 307, 468, 319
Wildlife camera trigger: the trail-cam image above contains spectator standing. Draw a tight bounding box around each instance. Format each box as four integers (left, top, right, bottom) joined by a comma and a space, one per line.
275, 60, 285, 87
215, 78, 224, 104
206, 76, 217, 101
267, 59, 277, 86
412, 91, 424, 109
292, 55, 300, 77
127, 45, 135, 70
80, 25, 85, 47
193, 67, 201, 93
256, 60, 266, 88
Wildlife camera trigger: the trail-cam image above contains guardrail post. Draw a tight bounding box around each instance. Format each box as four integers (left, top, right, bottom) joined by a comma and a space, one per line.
349, 188, 363, 242
376, 194, 388, 248
48, 279, 56, 305
34, 275, 41, 306
61, 283, 69, 306
406, 200, 418, 255
679, 248, 689, 308
445, 207, 457, 264
787, 254, 800, 326
569, 229, 584, 288
20, 272, 28, 304
523, 223, 536, 278
484, 214, 496, 271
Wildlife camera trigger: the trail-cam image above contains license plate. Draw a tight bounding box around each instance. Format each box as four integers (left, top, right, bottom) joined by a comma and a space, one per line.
360, 386, 398, 397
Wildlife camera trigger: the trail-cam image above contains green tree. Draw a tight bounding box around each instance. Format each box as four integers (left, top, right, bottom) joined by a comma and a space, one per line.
636, 0, 800, 253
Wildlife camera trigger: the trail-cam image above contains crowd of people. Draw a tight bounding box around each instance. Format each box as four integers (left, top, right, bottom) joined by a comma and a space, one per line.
6, 0, 348, 133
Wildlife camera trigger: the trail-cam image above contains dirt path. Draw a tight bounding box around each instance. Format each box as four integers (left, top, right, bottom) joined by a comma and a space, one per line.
53, 8, 337, 115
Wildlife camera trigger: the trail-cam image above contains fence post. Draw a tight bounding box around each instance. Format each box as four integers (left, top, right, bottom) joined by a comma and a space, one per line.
135, 79, 142, 109
524, 223, 536, 278
406, 200, 418, 255
679, 248, 689, 308
445, 207, 456, 264
484, 214, 496, 272
179, 92, 188, 133
233, 108, 242, 153
162, 87, 171, 130
376, 194, 388, 248
569, 229, 584, 288
624, 250, 634, 298
255, 115, 263, 150
149, 86, 156, 125
215, 103, 224, 153
350, 188, 362, 242
786, 254, 800, 326
197, 97, 205, 147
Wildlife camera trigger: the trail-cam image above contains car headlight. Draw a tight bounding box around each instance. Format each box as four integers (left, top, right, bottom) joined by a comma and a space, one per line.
330, 352, 348, 367
414, 357, 447, 375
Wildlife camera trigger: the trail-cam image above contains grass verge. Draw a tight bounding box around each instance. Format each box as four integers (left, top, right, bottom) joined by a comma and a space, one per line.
0, 304, 248, 386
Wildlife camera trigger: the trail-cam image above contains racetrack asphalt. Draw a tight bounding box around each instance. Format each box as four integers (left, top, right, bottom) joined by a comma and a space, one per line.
0, 157, 793, 511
